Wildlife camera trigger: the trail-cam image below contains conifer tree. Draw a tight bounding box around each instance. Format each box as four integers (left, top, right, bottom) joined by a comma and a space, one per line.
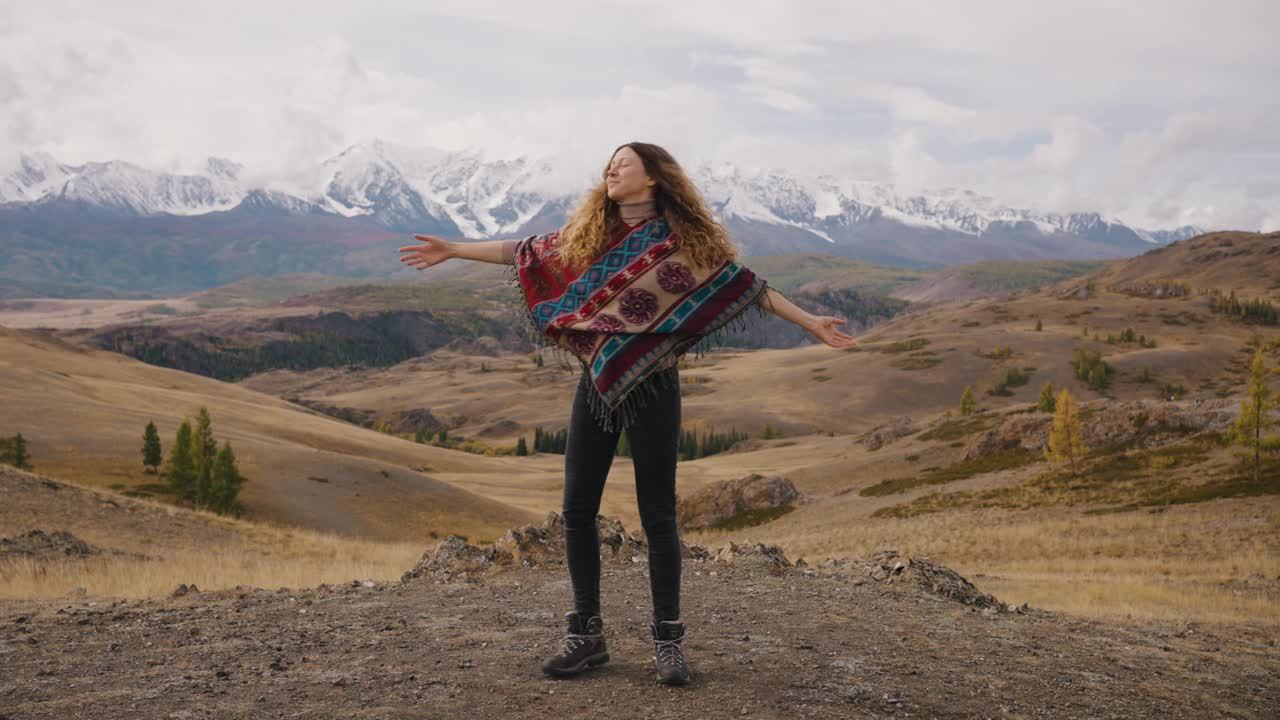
196, 454, 214, 507
210, 441, 246, 516
192, 407, 217, 506
1229, 349, 1279, 483
515, 436, 528, 456
166, 420, 197, 498
1046, 389, 1087, 478
194, 407, 217, 463
142, 421, 162, 473
8, 433, 32, 470
1035, 319, 1043, 331
959, 385, 976, 416
1036, 383, 1056, 413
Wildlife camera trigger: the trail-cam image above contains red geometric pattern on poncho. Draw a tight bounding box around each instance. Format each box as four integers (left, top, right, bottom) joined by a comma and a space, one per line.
511, 216, 768, 425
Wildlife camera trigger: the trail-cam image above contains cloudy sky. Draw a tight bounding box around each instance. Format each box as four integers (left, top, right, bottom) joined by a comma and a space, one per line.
2, 0, 1277, 231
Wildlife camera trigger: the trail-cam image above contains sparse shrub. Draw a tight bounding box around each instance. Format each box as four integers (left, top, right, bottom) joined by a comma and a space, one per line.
1072, 348, 1112, 391
976, 346, 1014, 360
989, 367, 1034, 396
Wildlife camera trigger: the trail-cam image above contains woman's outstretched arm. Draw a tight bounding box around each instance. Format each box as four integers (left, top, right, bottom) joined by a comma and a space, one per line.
398, 235, 521, 270
755, 286, 857, 348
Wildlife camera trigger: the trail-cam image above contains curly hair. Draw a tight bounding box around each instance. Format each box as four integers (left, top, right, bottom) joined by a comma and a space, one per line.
555, 142, 739, 273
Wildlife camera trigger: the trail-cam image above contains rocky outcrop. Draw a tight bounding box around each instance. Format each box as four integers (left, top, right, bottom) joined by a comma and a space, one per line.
400, 514, 1014, 612
859, 416, 919, 450
0, 530, 101, 559
676, 474, 802, 531
861, 550, 1020, 612
962, 398, 1237, 461
802, 550, 1027, 614
710, 541, 792, 575
401, 512, 701, 582
0, 529, 144, 562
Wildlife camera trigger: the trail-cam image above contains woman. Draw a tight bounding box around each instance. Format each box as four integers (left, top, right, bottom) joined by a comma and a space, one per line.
398, 142, 856, 687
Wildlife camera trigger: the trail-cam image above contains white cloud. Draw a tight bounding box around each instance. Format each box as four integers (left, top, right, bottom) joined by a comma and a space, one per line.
1, 0, 1277, 231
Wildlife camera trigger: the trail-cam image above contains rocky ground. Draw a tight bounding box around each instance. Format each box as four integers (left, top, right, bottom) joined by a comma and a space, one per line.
2, 514, 1277, 720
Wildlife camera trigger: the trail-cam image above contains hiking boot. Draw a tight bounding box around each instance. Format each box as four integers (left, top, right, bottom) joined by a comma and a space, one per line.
650, 618, 691, 686
541, 611, 609, 677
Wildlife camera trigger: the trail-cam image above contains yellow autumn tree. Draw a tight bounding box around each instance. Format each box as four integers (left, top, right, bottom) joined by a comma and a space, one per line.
1045, 388, 1087, 478
959, 385, 976, 416
1229, 348, 1279, 483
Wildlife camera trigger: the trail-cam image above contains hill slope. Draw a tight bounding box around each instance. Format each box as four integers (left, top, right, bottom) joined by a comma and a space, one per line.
0, 326, 538, 541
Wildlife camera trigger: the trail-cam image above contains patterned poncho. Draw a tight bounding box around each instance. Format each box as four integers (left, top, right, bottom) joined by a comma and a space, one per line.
505, 216, 771, 432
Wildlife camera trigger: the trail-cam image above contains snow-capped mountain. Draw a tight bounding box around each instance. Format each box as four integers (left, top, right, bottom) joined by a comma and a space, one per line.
0, 153, 76, 204
1, 143, 1208, 285
290, 140, 559, 238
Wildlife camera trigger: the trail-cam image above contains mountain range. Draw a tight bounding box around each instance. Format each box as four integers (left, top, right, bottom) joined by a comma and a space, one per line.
1, 142, 1206, 297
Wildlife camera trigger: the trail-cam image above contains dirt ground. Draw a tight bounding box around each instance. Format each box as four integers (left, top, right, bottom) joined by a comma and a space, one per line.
2, 550, 1277, 720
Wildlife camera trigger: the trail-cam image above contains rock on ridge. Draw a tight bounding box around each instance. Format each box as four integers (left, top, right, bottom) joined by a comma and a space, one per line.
400, 513, 1024, 613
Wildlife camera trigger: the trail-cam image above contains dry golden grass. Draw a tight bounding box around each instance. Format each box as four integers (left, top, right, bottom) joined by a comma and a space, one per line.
687, 495, 1280, 627
0, 519, 423, 600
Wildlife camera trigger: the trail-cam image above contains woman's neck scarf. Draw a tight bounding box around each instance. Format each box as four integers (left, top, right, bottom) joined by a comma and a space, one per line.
505, 215, 770, 432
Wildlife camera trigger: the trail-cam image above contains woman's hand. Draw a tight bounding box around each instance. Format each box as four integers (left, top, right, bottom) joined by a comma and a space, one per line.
805, 315, 857, 348
398, 234, 455, 271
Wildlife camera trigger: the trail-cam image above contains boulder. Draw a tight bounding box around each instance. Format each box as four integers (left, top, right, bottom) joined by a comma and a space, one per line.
676, 474, 802, 531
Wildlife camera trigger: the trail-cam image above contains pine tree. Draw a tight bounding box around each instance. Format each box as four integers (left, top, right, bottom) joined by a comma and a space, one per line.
194, 406, 217, 462
1228, 349, 1279, 483
959, 385, 976, 416
166, 421, 197, 498
1035, 319, 1043, 331
193, 407, 217, 506
142, 421, 162, 473
515, 436, 528, 456
1036, 383, 1056, 413
210, 441, 246, 516
9, 432, 32, 470
1046, 389, 1087, 478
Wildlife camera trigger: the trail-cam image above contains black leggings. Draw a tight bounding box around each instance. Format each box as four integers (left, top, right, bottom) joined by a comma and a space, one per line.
562, 366, 682, 623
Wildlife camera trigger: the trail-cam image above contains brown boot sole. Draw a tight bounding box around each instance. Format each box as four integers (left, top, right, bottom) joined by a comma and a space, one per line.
543, 651, 610, 677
